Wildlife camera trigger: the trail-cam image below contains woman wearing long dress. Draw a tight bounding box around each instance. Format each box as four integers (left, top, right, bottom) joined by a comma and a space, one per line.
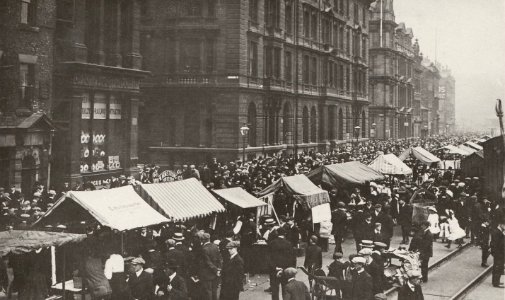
445, 210, 466, 249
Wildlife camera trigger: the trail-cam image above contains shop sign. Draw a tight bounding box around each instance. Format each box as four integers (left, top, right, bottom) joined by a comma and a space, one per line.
93, 93, 107, 119
109, 96, 122, 120
108, 155, 121, 170
81, 94, 91, 119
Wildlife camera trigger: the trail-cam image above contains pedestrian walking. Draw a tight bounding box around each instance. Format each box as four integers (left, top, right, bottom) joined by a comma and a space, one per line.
409, 221, 433, 282
155, 260, 188, 300
268, 228, 296, 300
127, 257, 154, 300
304, 235, 322, 273
350, 256, 373, 300
197, 233, 222, 300
331, 202, 348, 254
490, 219, 504, 288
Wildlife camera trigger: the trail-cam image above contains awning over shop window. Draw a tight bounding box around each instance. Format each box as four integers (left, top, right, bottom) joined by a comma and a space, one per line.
213, 187, 267, 209
0, 230, 86, 257
257, 175, 330, 209
399, 146, 440, 165
34, 186, 169, 231
138, 178, 225, 222
307, 161, 386, 187
369, 154, 413, 175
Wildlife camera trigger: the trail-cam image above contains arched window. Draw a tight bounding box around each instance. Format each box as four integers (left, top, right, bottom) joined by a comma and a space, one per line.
328, 106, 335, 140
361, 110, 366, 138
338, 108, 344, 140
310, 106, 317, 142
302, 106, 309, 143
247, 102, 257, 147
283, 102, 291, 144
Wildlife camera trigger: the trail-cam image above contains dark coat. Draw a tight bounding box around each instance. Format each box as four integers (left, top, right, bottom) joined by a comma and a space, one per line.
285, 224, 300, 247
398, 283, 424, 300
327, 260, 346, 280
198, 243, 223, 281
128, 270, 154, 300
395, 204, 413, 227
381, 214, 395, 239
355, 221, 374, 242
409, 229, 433, 258
365, 260, 383, 295
491, 227, 504, 261
304, 244, 322, 271
220, 254, 245, 300
331, 209, 348, 236
351, 270, 373, 300
282, 279, 311, 300
269, 237, 296, 270
155, 273, 188, 300
373, 230, 389, 245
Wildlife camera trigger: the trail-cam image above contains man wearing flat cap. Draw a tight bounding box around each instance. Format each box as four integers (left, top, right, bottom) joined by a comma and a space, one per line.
197, 232, 222, 300
397, 270, 424, 300
331, 202, 348, 254
269, 227, 296, 300
282, 268, 310, 300
350, 256, 373, 300
128, 257, 154, 300
155, 260, 188, 300
220, 241, 244, 300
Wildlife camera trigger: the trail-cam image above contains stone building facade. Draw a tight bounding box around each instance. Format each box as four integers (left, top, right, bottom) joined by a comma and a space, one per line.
368, 0, 415, 139
0, 0, 57, 193
50, 0, 148, 187
140, 0, 374, 166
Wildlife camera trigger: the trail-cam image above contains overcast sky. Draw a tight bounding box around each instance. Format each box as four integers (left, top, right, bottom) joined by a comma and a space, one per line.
393, 0, 505, 131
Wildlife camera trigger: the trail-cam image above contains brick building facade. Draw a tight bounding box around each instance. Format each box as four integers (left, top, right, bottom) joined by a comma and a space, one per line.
0, 0, 57, 193
50, 0, 148, 187
140, 0, 374, 166
368, 0, 415, 140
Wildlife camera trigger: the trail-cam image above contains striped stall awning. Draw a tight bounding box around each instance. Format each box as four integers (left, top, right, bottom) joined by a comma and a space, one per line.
138, 178, 225, 222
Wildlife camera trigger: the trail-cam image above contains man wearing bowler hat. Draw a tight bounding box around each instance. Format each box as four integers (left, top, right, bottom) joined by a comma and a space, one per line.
155, 260, 188, 300
220, 241, 244, 300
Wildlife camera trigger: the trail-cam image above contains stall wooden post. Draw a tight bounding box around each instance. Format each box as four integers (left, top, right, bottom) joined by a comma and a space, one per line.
62, 247, 66, 300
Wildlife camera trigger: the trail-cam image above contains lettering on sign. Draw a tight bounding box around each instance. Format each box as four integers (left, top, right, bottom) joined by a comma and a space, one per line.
94, 93, 107, 119
73, 74, 140, 90
109, 96, 122, 119
81, 93, 91, 119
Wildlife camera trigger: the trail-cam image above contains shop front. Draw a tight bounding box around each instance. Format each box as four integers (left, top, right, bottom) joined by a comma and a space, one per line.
52, 63, 148, 188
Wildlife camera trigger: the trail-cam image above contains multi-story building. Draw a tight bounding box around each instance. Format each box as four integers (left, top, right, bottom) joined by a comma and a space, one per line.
140, 0, 374, 166
419, 57, 440, 136
368, 0, 415, 139
0, 0, 57, 193
51, 0, 148, 187
438, 66, 455, 135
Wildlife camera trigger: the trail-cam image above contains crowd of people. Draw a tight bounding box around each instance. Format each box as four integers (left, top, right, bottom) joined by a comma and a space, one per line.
0, 135, 504, 300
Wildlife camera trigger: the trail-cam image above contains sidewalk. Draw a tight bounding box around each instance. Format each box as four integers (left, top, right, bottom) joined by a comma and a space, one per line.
241, 226, 470, 300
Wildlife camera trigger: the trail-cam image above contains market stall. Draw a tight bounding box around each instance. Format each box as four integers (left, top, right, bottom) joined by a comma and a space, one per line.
137, 178, 225, 222
0, 230, 87, 300
457, 144, 477, 155
461, 150, 484, 178
257, 174, 330, 210
368, 154, 413, 176
438, 145, 471, 156
306, 161, 386, 188
399, 146, 441, 166
34, 185, 170, 231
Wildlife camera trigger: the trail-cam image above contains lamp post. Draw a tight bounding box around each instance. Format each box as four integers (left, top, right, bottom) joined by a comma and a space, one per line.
354, 125, 360, 153
240, 123, 250, 162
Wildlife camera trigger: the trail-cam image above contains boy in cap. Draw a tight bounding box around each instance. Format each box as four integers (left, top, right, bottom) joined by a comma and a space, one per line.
350, 256, 373, 300
282, 268, 310, 300
397, 270, 424, 300
220, 241, 244, 300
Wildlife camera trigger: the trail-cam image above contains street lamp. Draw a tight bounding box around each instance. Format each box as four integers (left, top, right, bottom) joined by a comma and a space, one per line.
354, 125, 361, 151
240, 123, 250, 162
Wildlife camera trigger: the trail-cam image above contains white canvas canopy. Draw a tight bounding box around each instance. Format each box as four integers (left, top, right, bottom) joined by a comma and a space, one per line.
399, 146, 441, 165
35, 186, 170, 231
369, 153, 413, 175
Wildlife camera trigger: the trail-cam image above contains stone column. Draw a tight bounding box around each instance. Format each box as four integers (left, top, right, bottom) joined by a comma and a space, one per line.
67, 93, 85, 185
128, 97, 140, 171
123, 0, 142, 69
105, 0, 122, 67
95, 0, 106, 65
71, 0, 88, 62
